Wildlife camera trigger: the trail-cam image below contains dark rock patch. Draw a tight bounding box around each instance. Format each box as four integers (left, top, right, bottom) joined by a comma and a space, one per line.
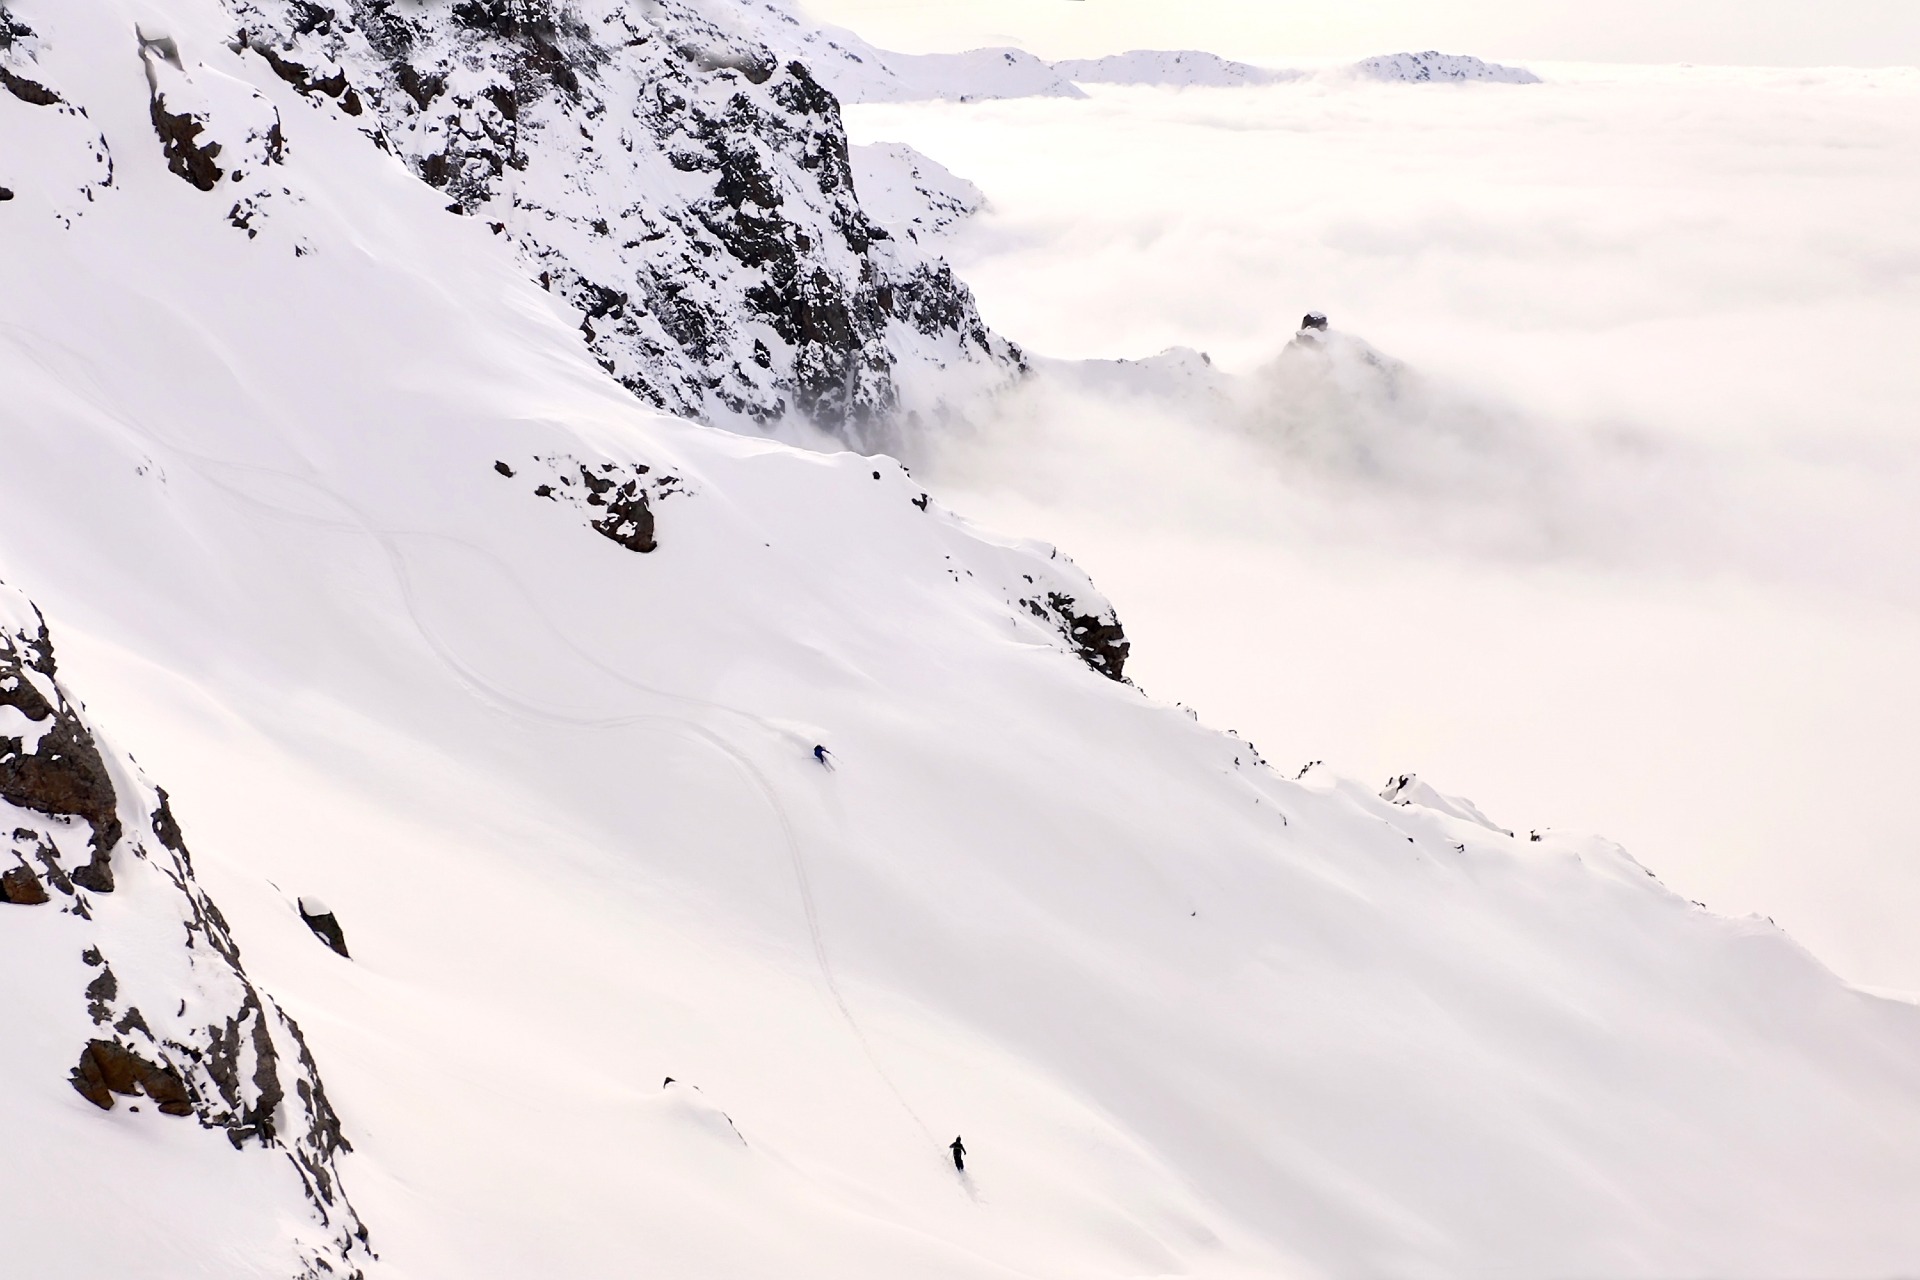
148, 91, 224, 190
0, 863, 47, 904
1022, 590, 1131, 683
298, 898, 350, 958
69, 1039, 194, 1115
0, 63, 61, 106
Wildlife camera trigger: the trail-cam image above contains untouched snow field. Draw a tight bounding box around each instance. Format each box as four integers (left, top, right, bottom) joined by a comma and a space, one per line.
6, 3, 1920, 1277
846, 66, 1920, 993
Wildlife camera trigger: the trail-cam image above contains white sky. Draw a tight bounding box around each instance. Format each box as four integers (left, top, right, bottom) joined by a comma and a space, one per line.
798, 0, 1920, 67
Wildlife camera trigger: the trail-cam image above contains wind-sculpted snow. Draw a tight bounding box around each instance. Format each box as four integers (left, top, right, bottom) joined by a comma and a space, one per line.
0, 583, 368, 1278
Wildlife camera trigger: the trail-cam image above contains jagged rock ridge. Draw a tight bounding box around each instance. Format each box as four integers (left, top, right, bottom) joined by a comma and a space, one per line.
206, 0, 1021, 452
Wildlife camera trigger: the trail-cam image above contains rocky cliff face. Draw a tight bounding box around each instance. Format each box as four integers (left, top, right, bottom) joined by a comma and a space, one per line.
207, 0, 1020, 452
0, 582, 367, 1279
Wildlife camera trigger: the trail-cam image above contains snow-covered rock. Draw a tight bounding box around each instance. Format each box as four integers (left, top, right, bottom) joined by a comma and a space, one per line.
726, 1, 1083, 105
850, 140, 984, 242
18, 0, 1022, 453
1353, 51, 1542, 84
1053, 50, 1299, 88
0, 583, 367, 1278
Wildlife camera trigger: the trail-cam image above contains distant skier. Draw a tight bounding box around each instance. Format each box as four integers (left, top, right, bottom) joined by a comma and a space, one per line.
813, 744, 834, 770
950, 1135, 966, 1172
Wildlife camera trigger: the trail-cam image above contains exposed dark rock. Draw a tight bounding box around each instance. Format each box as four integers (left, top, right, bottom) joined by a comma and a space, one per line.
219, 0, 1020, 449
85, 965, 117, 1022
299, 899, 350, 958
0, 187, 12, 201
0, 11, 33, 54
0, 608, 123, 882
148, 92, 224, 190
0, 863, 47, 904
1022, 590, 1130, 683
520, 455, 679, 554
242, 36, 366, 117
0, 63, 61, 107
69, 1040, 195, 1115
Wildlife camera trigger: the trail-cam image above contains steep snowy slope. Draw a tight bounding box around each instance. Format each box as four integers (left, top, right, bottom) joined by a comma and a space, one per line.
6, 2, 1920, 1279
0, 586, 368, 1278
106, 0, 1022, 450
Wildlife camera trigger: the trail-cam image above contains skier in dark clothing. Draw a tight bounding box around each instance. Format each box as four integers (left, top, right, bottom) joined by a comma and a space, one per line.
950, 1135, 966, 1172
813, 744, 833, 769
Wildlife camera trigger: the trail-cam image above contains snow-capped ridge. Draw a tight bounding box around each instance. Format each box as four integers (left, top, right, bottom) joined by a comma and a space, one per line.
78, 0, 1028, 452
1381, 772, 1513, 835
1052, 50, 1300, 88
1352, 51, 1541, 84
850, 140, 985, 242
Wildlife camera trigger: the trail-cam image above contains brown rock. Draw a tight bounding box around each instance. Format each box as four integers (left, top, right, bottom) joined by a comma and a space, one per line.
69, 1040, 195, 1117
0, 864, 47, 904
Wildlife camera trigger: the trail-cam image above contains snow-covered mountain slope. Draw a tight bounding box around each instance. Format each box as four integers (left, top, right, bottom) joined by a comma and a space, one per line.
7, 3, 1920, 1279
1, 584, 368, 1278
39, 0, 1022, 452
1051, 50, 1300, 89
850, 140, 984, 242
1353, 51, 1541, 84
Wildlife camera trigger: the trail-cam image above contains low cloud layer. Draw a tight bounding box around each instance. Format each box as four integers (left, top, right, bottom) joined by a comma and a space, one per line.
852, 67, 1920, 989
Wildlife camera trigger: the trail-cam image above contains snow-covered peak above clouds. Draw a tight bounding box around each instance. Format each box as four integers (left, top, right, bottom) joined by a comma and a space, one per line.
1354, 50, 1542, 84
1051, 49, 1301, 88
736, 0, 1082, 103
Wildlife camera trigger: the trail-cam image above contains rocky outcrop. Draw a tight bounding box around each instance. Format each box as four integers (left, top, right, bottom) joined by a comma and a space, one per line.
511, 453, 687, 555
298, 897, 350, 958
0, 582, 368, 1278
1021, 590, 1130, 683
213, 0, 1021, 451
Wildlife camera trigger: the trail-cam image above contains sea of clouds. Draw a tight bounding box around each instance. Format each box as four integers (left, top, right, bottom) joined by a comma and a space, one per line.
846, 65, 1920, 991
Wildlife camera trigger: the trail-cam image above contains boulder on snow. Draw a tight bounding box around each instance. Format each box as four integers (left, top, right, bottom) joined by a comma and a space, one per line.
0, 862, 48, 904
298, 896, 350, 958
69, 1038, 195, 1115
